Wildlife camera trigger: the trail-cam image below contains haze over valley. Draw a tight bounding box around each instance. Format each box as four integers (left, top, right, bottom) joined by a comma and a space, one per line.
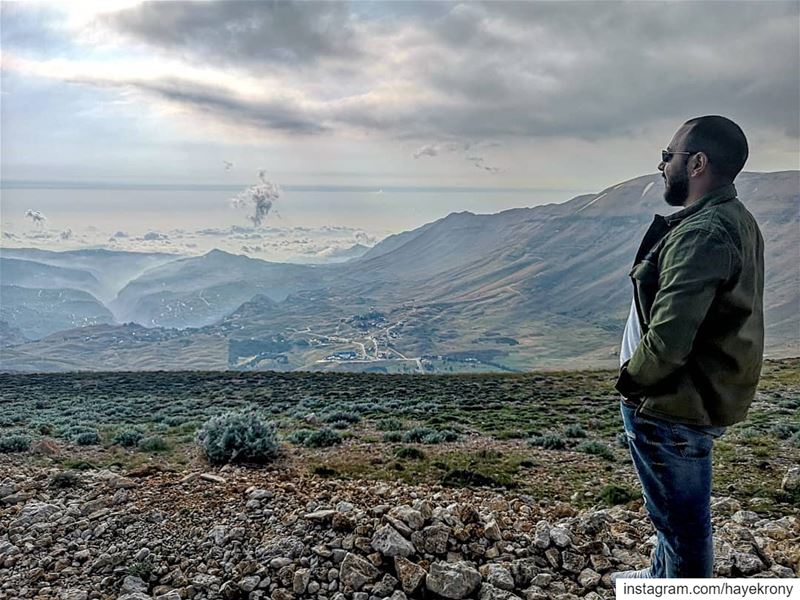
2, 170, 797, 373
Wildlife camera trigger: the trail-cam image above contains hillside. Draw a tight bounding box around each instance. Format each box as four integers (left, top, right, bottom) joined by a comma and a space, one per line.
1, 171, 797, 372
0, 360, 797, 597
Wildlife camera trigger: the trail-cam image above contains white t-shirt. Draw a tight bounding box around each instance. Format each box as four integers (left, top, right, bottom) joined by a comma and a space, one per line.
620, 296, 642, 366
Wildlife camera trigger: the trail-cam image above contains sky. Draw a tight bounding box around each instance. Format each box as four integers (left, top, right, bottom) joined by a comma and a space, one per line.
1, 0, 798, 261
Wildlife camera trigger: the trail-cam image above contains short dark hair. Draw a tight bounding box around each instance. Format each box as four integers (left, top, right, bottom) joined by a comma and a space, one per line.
683, 115, 748, 181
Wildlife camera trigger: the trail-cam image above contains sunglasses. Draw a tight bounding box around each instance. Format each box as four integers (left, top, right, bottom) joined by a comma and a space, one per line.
661, 149, 698, 163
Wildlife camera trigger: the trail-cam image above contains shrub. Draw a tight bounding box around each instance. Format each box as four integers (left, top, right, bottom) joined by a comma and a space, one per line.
771, 423, 800, 440
577, 440, 615, 461
137, 435, 169, 452
791, 431, 800, 449
127, 557, 155, 581
329, 420, 351, 430
421, 429, 459, 444
304, 427, 342, 448
564, 425, 587, 438
0, 433, 32, 453
312, 465, 337, 477
196, 411, 279, 464
402, 427, 437, 443
394, 446, 426, 460
73, 430, 101, 446
382, 431, 403, 443
60, 424, 96, 441
528, 434, 565, 450
377, 417, 404, 431
50, 470, 81, 489
599, 484, 641, 506
287, 429, 313, 445
29, 420, 54, 435
322, 411, 360, 424
114, 428, 145, 448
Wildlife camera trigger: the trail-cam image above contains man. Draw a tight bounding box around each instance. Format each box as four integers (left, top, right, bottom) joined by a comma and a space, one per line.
612, 115, 764, 580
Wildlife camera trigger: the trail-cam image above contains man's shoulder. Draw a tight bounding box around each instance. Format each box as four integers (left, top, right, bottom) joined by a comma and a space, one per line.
672, 197, 752, 243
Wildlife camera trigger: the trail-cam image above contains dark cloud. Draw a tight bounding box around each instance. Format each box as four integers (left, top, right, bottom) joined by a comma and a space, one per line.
413, 1, 800, 140
25, 1, 798, 143
132, 78, 328, 135
143, 231, 168, 241
102, 1, 361, 68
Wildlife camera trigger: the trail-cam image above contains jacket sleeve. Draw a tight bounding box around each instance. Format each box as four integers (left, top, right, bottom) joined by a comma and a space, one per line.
617, 227, 732, 393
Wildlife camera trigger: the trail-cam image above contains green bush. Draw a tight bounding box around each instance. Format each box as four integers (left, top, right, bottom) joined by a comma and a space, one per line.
196, 411, 279, 464
382, 431, 403, 443
60, 424, 97, 442
0, 433, 32, 453
138, 435, 169, 452
127, 557, 155, 581
402, 427, 437, 443
114, 428, 145, 447
394, 446, 426, 460
29, 420, 54, 435
49, 471, 81, 489
599, 484, 641, 506
528, 434, 566, 450
329, 419, 351, 430
304, 427, 342, 448
577, 440, 615, 461
377, 417, 404, 431
771, 423, 800, 440
564, 425, 587, 438
791, 431, 800, 448
421, 429, 459, 444
287, 429, 313, 445
74, 430, 101, 446
322, 411, 360, 424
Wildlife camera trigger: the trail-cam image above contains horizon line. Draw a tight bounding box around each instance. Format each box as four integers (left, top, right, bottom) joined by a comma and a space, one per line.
0, 179, 586, 194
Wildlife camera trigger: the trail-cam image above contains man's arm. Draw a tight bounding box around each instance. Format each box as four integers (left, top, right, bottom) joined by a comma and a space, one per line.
615, 227, 732, 397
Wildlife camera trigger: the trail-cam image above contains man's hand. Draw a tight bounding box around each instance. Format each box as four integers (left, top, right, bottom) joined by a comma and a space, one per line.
615, 359, 645, 400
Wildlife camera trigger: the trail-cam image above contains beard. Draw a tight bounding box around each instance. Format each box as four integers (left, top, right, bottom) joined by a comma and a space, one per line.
663, 166, 689, 207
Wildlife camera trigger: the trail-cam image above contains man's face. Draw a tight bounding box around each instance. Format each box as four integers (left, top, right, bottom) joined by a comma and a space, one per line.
659, 126, 692, 207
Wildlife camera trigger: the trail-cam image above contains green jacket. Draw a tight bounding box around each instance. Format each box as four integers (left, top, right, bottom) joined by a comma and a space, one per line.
615, 183, 765, 426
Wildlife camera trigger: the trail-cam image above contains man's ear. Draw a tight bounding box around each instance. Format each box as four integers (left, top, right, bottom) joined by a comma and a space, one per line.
690, 152, 709, 178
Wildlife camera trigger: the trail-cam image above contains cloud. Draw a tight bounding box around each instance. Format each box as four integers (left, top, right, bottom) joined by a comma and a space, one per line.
413, 144, 441, 159
414, 140, 502, 172
223, 160, 233, 170
354, 231, 376, 246
230, 171, 281, 227
112, 230, 129, 238
59, 228, 73, 240
143, 231, 168, 241
6, 2, 796, 145
102, 2, 362, 68
24, 209, 47, 226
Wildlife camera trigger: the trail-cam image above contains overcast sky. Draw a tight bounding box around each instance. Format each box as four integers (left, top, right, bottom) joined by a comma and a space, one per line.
1, 1, 798, 258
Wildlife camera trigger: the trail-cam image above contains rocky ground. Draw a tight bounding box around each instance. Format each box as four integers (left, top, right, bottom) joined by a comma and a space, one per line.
1, 453, 798, 600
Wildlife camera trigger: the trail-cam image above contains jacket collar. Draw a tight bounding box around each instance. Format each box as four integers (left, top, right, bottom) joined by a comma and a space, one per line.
664, 183, 737, 226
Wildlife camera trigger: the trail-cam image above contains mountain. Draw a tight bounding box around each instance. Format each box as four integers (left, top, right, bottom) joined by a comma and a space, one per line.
2, 171, 797, 372
110, 249, 328, 329
0, 257, 105, 300
0, 248, 180, 303
0, 285, 114, 340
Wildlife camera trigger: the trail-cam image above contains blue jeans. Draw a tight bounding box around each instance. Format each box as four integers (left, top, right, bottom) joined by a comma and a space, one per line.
620, 400, 726, 578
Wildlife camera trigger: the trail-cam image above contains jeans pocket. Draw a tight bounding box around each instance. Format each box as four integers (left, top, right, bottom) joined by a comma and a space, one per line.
668, 422, 715, 460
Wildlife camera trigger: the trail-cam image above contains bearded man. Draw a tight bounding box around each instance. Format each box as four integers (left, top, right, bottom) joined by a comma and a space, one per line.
612, 115, 764, 580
